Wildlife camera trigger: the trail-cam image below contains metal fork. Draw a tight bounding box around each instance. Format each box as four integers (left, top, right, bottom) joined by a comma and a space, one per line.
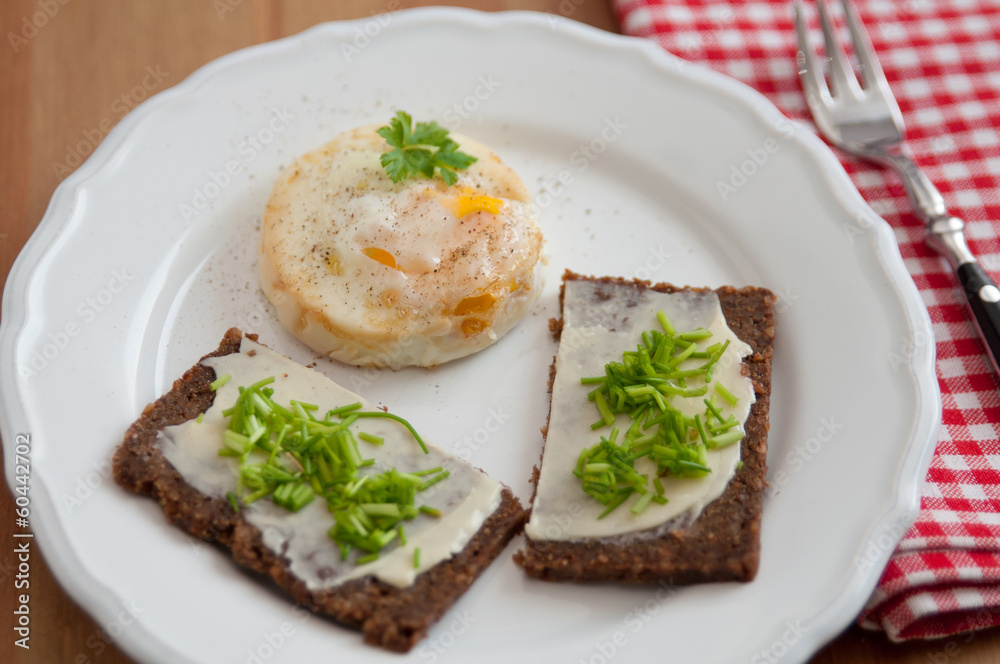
794, 0, 1000, 377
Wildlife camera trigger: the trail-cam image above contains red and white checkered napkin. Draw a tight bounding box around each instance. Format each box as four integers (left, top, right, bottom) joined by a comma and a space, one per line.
611, 0, 1000, 642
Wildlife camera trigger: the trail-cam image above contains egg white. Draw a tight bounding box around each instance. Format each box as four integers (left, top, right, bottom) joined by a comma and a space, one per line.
258, 124, 544, 369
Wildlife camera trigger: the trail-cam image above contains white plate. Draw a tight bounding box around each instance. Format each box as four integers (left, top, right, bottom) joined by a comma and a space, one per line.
0, 8, 940, 664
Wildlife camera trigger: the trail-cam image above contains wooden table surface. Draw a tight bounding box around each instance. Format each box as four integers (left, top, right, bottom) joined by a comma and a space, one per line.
2, 1, 999, 662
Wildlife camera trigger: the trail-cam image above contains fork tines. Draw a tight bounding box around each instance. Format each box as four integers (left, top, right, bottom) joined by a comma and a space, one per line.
793, 0, 892, 102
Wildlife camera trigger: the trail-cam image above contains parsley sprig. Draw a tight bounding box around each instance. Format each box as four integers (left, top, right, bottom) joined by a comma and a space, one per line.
376, 111, 477, 185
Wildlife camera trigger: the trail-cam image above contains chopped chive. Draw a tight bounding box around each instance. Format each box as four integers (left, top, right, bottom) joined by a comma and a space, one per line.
679, 328, 712, 341
676, 459, 711, 474
226, 491, 240, 513
417, 470, 450, 491
597, 491, 632, 519
215, 378, 446, 562
694, 414, 710, 448
210, 373, 232, 391
656, 310, 677, 336
413, 547, 421, 569
360, 503, 401, 518
594, 390, 615, 426
351, 411, 428, 454
196, 412, 205, 424
714, 382, 739, 407
708, 429, 744, 449
223, 430, 250, 453
631, 491, 655, 515
328, 402, 362, 416
358, 432, 384, 446
667, 341, 698, 367
708, 415, 740, 434
703, 397, 725, 424
574, 308, 747, 517
410, 466, 444, 477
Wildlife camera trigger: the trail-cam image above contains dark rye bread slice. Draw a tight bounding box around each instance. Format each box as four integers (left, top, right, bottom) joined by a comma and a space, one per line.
112, 328, 526, 652
514, 272, 775, 584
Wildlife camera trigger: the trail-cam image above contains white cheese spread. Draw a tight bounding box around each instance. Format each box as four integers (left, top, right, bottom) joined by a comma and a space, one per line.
525, 279, 755, 541
158, 338, 502, 589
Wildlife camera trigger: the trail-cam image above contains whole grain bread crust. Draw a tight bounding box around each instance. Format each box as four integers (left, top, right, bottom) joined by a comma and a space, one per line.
513, 271, 775, 585
112, 328, 526, 652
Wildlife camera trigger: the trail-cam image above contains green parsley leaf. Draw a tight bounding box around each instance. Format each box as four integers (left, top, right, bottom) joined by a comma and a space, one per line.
376, 111, 477, 185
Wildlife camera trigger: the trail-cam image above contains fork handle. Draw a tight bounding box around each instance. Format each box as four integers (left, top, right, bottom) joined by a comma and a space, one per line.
878, 151, 949, 222
881, 151, 1000, 376
929, 216, 1000, 376
956, 262, 1000, 377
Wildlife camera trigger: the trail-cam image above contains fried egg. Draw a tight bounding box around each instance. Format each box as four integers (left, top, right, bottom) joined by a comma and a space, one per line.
258, 124, 544, 369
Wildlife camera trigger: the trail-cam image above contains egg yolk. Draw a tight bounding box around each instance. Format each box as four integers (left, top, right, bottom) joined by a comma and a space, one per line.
453, 292, 497, 316
363, 247, 400, 270
437, 187, 504, 218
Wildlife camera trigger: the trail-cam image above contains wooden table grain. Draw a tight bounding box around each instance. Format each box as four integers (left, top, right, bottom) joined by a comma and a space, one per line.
2, 1, 999, 662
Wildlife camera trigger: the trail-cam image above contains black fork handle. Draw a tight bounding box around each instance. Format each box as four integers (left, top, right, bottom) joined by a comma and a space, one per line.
956, 262, 1000, 377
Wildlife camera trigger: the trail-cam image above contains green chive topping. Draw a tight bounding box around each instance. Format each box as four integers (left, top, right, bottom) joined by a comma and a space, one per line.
210, 373, 232, 391
217, 377, 446, 562
226, 491, 240, 513
359, 432, 384, 446
714, 382, 739, 407
574, 310, 745, 517
413, 547, 421, 569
